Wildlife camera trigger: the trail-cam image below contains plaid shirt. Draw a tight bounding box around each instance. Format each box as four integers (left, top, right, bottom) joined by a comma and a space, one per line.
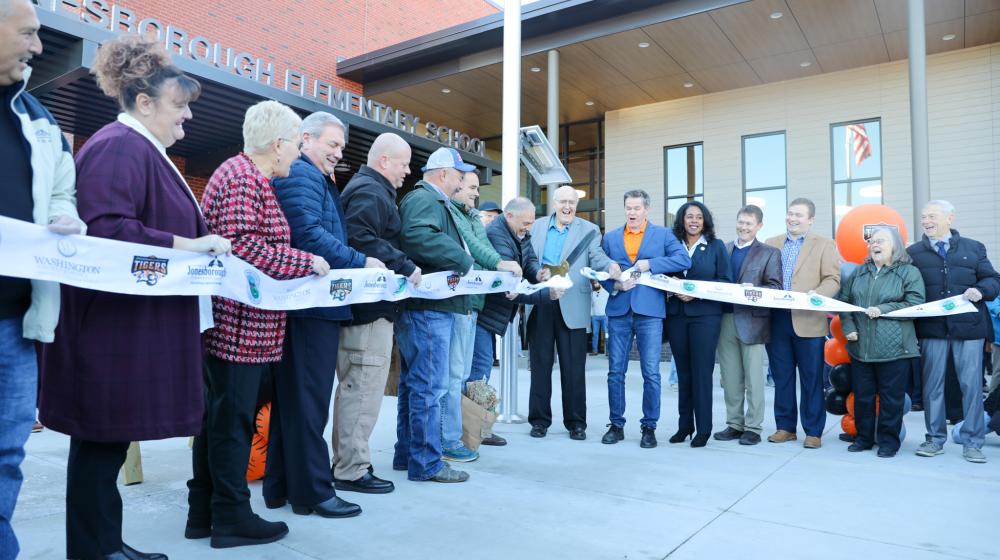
201, 153, 314, 364
781, 234, 806, 291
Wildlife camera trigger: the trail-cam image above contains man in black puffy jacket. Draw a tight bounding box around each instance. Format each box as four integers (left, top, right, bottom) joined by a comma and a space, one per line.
907, 200, 1000, 463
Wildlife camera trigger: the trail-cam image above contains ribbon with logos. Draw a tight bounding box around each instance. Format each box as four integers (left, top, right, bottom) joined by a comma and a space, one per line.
581, 267, 977, 318
0, 216, 572, 311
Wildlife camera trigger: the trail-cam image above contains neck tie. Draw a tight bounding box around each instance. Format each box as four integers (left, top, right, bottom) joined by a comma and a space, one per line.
935, 241, 947, 260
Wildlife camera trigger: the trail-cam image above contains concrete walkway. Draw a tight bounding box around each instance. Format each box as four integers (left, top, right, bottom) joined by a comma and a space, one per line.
16, 356, 999, 559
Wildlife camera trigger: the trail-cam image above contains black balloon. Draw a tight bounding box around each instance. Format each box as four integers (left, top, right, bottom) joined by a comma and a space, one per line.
824, 388, 848, 415
829, 363, 852, 395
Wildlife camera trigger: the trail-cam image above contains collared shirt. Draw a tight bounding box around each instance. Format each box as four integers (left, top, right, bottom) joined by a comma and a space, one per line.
734, 237, 754, 250
623, 220, 647, 262
423, 179, 450, 202
930, 237, 950, 254
542, 215, 570, 265
781, 233, 806, 291
683, 236, 707, 277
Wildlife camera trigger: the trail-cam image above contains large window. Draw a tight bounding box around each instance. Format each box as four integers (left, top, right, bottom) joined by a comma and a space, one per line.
742, 132, 787, 242
831, 118, 882, 231
531, 119, 605, 229
663, 143, 703, 227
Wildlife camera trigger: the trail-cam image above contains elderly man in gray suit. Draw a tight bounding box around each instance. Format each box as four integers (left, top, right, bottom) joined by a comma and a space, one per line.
713, 205, 783, 446
528, 185, 620, 440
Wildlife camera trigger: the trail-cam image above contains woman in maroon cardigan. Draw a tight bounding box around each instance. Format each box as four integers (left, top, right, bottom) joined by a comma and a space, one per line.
39, 36, 229, 560
185, 100, 329, 549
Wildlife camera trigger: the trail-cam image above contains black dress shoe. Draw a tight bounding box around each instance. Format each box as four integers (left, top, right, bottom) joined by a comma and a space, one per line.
335, 471, 395, 494
184, 520, 211, 539
529, 425, 547, 438
738, 432, 761, 446
838, 433, 856, 443
847, 442, 872, 452
713, 427, 744, 441
291, 495, 362, 518
690, 433, 709, 448
104, 543, 167, 559
211, 514, 289, 549
877, 448, 897, 458
601, 424, 624, 444
640, 427, 657, 449
668, 429, 693, 444
263, 495, 287, 509
481, 434, 507, 446
569, 428, 586, 440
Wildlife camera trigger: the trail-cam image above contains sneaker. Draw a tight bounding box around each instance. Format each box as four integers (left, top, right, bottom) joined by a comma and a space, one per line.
915, 441, 944, 457
963, 446, 987, 464
442, 445, 479, 463
430, 463, 469, 483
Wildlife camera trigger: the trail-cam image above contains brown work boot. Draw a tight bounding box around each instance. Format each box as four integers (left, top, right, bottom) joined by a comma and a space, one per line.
767, 430, 797, 443
803, 436, 822, 449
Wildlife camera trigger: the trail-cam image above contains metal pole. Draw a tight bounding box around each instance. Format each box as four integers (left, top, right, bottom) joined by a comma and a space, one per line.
908, 0, 929, 242
546, 48, 560, 213
497, 0, 526, 423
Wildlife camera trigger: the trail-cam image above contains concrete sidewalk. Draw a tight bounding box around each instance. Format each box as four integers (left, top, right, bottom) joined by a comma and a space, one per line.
15, 356, 999, 559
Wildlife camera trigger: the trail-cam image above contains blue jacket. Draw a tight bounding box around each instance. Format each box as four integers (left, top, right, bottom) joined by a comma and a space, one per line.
272, 153, 366, 321
601, 222, 691, 319
666, 237, 733, 317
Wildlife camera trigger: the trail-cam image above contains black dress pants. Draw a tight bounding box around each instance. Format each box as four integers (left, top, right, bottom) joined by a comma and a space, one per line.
851, 358, 907, 452
187, 355, 267, 526
528, 302, 588, 431
66, 438, 129, 559
666, 314, 721, 436
263, 317, 338, 507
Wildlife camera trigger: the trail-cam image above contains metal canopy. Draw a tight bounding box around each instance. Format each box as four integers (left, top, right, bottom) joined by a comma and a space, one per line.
31, 10, 499, 189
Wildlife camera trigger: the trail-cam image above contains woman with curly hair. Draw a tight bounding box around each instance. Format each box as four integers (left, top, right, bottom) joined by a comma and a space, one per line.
665, 201, 732, 448
39, 35, 229, 559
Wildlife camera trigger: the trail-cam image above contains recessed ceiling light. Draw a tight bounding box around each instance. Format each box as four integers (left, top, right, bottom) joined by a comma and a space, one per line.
770, 11, 782, 19
799, 61, 812, 67
683, 82, 694, 88
585, 100, 595, 106
942, 33, 956, 41
530, 67, 541, 72
441, 88, 452, 94
638, 42, 650, 48
568, 140, 577, 146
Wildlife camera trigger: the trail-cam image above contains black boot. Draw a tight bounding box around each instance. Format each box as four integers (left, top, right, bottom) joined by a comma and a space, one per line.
601, 424, 624, 444
104, 543, 167, 559
210, 514, 289, 549
639, 427, 657, 449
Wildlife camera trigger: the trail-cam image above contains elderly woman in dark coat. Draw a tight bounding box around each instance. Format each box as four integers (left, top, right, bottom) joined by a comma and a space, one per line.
39, 36, 229, 560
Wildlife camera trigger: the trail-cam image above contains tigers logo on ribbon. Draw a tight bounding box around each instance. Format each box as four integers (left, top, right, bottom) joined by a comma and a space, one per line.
245, 269, 262, 304
330, 278, 353, 301
630, 270, 642, 280
447, 273, 461, 291
744, 289, 763, 303
131, 255, 169, 286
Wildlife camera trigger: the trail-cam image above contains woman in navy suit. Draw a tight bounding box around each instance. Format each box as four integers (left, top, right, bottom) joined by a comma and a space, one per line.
665, 201, 732, 447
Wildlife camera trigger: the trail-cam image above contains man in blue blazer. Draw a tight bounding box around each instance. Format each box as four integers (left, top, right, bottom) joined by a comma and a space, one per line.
600, 190, 691, 448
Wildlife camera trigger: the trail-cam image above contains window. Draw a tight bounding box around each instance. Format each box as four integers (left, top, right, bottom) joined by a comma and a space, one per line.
530, 119, 605, 229
663, 143, 703, 227
742, 132, 787, 242
831, 118, 882, 231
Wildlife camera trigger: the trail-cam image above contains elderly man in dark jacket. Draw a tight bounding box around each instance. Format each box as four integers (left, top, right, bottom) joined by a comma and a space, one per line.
268, 112, 383, 518
713, 205, 782, 446
469, 198, 563, 445
907, 200, 1000, 464
333, 132, 420, 494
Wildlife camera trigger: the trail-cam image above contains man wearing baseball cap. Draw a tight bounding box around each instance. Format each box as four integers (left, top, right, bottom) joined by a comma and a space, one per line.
478, 200, 501, 227
395, 147, 476, 483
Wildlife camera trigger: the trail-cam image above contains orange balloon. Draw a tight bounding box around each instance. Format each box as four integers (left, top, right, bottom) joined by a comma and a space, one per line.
841, 414, 857, 437
246, 402, 271, 482
846, 392, 880, 419
830, 316, 847, 344
824, 337, 850, 366
835, 205, 909, 265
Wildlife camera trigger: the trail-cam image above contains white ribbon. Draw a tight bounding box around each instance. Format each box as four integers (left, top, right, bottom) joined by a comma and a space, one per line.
882, 295, 977, 318
0, 217, 571, 311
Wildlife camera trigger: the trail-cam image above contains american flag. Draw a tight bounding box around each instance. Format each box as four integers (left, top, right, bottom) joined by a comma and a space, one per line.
847, 124, 872, 166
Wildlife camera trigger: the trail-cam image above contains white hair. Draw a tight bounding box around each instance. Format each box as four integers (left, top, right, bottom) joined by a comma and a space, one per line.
504, 197, 535, 215
242, 100, 302, 154
924, 199, 955, 214
301, 111, 344, 140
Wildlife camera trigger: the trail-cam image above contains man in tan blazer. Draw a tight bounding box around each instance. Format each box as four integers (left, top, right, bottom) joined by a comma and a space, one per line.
765, 198, 841, 448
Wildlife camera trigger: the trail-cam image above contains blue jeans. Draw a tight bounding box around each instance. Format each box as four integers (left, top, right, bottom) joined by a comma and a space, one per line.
591, 315, 608, 353
442, 312, 476, 451
607, 312, 663, 429
0, 318, 37, 560
468, 323, 494, 384
393, 309, 453, 480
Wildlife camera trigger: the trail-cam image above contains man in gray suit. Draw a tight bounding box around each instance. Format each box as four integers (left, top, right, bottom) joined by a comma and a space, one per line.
713, 205, 782, 445
527, 185, 620, 440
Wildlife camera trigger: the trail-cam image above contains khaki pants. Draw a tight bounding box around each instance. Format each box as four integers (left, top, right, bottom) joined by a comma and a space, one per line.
332, 318, 394, 481
717, 313, 765, 434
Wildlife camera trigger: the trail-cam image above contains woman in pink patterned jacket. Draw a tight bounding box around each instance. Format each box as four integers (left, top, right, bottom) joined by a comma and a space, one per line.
186, 100, 330, 549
